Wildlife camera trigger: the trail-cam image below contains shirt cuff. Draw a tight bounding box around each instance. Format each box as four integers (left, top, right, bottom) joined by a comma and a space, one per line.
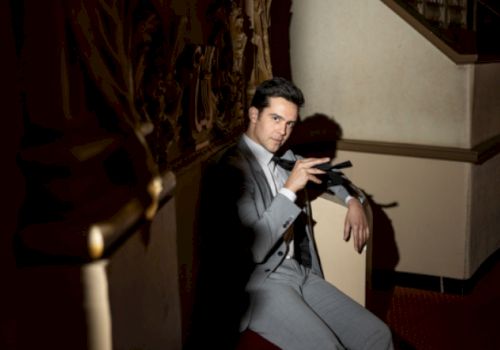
345, 195, 355, 205
279, 187, 297, 202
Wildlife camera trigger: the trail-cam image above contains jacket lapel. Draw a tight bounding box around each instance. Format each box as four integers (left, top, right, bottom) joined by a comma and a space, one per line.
237, 137, 274, 207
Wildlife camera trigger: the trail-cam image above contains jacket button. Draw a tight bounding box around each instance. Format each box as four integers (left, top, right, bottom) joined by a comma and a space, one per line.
278, 251, 284, 256
265, 269, 270, 272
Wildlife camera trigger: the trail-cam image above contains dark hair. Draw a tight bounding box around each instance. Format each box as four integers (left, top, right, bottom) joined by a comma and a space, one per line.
250, 77, 305, 112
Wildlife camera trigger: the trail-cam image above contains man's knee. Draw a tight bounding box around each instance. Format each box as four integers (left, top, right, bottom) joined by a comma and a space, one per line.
364, 321, 393, 350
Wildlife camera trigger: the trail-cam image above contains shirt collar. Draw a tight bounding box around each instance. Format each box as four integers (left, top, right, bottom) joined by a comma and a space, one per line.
242, 134, 274, 167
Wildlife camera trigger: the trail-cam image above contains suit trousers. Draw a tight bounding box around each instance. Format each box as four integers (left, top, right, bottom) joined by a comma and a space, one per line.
247, 259, 393, 350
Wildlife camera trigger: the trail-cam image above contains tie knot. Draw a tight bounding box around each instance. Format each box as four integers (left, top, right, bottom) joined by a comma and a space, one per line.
272, 156, 295, 171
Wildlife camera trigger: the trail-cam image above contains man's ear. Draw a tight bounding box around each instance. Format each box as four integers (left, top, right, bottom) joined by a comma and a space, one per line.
249, 107, 259, 123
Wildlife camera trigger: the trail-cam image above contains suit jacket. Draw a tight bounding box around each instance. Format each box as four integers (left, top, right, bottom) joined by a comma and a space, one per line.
214, 137, 353, 331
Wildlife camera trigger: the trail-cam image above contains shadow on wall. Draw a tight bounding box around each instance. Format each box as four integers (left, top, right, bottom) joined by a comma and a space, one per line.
284, 113, 400, 317
369, 198, 400, 279
365, 195, 400, 320
281, 113, 343, 202
283, 113, 342, 159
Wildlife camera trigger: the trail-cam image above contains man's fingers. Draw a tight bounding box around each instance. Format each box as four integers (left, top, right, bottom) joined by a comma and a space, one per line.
297, 157, 330, 169
308, 175, 323, 184
354, 227, 370, 253
344, 222, 351, 241
350, 224, 363, 252
288, 158, 330, 189
353, 227, 360, 251
346, 224, 369, 253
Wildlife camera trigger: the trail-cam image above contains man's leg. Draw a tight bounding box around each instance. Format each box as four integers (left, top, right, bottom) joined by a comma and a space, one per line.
247, 259, 345, 350
303, 272, 393, 350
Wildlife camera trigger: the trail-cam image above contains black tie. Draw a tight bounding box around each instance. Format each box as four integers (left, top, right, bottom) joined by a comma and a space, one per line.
293, 212, 311, 267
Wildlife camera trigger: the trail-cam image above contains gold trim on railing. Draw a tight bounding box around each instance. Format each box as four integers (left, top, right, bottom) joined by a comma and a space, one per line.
145, 176, 164, 220
17, 171, 177, 262
88, 171, 176, 259
88, 225, 105, 259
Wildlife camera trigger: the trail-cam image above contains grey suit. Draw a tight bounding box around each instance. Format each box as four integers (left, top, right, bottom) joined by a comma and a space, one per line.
217, 137, 393, 350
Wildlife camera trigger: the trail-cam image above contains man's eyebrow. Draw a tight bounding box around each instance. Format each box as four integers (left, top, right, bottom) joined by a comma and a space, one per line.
269, 113, 297, 126
270, 113, 295, 123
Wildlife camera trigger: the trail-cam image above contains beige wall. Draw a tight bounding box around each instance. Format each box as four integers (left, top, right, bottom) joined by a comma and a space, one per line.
288, 0, 500, 279
290, 0, 474, 148
334, 150, 500, 279
335, 150, 471, 278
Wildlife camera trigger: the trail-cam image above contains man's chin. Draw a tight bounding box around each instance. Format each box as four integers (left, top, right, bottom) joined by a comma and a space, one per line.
268, 145, 280, 153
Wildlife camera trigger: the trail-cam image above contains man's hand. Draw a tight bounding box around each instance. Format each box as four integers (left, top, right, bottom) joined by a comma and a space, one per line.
284, 157, 330, 193
344, 198, 370, 253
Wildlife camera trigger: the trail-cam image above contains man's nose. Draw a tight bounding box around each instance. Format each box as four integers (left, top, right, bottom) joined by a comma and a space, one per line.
277, 122, 287, 135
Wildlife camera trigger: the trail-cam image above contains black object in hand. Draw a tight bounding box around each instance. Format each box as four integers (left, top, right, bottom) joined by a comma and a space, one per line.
272, 157, 353, 186
314, 160, 352, 171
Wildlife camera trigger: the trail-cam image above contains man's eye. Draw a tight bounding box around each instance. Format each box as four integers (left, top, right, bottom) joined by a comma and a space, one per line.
272, 115, 280, 121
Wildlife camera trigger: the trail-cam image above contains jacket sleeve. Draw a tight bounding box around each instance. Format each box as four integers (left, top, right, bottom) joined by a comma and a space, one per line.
216, 153, 301, 264
327, 180, 367, 204
237, 187, 301, 263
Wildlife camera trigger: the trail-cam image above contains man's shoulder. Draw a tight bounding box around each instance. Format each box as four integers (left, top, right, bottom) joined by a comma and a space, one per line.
201, 141, 245, 182
214, 139, 247, 167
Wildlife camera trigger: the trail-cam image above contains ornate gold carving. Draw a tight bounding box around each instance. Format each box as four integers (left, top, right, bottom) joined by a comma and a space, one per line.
245, 0, 273, 101
230, 3, 247, 74
131, 0, 258, 170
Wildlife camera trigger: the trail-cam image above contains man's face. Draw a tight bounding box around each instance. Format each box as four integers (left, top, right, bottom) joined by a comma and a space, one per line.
247, 97, 299, 154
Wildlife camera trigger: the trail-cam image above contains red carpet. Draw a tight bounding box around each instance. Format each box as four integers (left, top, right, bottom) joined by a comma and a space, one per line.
368, 258, 500, 350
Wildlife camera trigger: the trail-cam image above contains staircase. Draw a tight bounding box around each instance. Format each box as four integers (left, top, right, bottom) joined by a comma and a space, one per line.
385, 0, 500, 61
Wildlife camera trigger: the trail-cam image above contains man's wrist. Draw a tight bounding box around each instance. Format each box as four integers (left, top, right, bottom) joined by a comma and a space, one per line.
346, 193, 367, 206
279, 187, 297, 202
345, 195, 355, 205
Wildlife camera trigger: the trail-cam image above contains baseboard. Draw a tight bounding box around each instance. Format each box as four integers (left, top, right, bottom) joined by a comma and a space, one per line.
371, 248, 500, 295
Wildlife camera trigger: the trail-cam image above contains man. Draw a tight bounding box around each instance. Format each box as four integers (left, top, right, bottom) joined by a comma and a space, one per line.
195, 77, 393, 349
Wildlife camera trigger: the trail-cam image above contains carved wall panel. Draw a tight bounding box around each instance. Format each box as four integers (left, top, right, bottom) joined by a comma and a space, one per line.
131, 0, 272, 171
9, 0, 273, 261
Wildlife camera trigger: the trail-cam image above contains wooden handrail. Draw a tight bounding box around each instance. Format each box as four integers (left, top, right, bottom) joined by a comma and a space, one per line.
17, 170, 176, 263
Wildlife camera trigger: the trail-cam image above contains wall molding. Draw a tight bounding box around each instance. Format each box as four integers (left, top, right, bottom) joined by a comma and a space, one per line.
337, 135, 500, 164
